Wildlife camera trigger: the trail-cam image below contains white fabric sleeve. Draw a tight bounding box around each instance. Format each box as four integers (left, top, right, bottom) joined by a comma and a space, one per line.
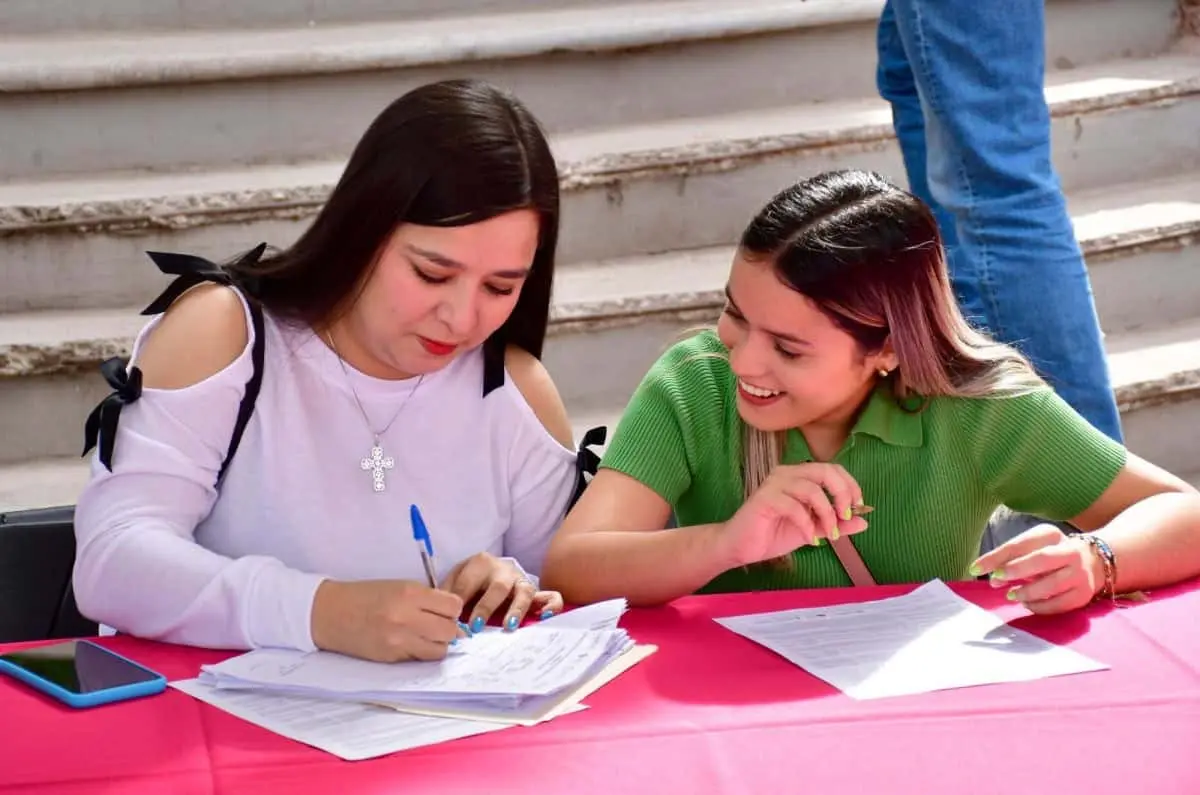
72, 296, 325, 652
499, 388, 578, 581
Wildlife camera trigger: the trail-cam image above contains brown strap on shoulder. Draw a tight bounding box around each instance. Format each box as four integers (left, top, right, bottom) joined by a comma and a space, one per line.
829, 535, 876, 586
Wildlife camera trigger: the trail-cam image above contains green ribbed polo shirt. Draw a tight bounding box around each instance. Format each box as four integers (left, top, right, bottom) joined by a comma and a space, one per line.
600, 331, 1127, 592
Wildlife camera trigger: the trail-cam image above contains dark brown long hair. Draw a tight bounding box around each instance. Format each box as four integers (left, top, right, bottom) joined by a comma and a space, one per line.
228, 78, 560, 359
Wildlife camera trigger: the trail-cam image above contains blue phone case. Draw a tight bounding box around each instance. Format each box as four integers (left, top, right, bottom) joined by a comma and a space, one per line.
0, 640, 168, 709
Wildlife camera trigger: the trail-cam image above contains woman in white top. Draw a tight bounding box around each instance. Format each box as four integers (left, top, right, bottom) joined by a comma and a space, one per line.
73, 79, 589, 664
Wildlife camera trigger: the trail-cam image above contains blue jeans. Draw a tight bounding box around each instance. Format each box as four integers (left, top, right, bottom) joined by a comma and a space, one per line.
875, 0, 1124, 446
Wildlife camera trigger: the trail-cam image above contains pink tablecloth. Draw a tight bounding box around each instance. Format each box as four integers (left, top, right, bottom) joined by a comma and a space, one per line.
2, 580, 1198, 795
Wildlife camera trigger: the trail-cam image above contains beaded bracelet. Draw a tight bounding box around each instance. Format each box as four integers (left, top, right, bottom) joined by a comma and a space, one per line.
1074, 533, 1117, 600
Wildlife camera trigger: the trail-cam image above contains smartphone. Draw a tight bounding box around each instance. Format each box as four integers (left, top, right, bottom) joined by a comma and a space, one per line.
0, 640, 167, 708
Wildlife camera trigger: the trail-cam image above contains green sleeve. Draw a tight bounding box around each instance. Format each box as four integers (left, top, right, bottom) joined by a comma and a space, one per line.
952, 388, 1127, 521
599, 336, 724, 505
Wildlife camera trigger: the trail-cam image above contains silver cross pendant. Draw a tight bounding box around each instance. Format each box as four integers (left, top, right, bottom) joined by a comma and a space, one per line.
360, 439, 395, 493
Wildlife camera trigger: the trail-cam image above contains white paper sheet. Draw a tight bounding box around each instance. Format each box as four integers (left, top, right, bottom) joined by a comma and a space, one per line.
534, 598, 628, 632
170, 678, 511, 761
714, 580, 1108, 700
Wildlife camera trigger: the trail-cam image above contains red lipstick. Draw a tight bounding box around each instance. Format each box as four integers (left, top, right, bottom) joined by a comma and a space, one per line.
418, 336, 457, 357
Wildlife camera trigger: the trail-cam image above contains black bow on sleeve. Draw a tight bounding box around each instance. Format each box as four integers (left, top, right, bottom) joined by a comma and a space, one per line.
140, 242, 266, 316
82, 357, 144, 471
568, 425, 608, 510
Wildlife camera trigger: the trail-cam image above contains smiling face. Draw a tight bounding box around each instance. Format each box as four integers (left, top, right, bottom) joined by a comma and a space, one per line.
330, 208, 541, 379
716, 254, 898, 434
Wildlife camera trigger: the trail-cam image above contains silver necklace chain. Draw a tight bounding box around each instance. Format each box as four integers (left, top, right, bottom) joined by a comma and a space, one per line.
325, 330, 424, 493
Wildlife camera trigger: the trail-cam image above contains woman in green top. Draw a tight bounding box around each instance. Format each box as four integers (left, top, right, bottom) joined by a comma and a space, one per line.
541, 169, 1200, 614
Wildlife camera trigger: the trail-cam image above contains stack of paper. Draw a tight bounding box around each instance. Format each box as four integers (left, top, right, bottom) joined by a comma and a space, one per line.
199, 625, 631, 719
170, 598, 656, 760
714, 580, 1107, 700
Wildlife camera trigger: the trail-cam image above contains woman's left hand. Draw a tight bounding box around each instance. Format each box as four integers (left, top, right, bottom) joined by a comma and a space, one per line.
441, 553, 565, 633
970, 523, 1104, 614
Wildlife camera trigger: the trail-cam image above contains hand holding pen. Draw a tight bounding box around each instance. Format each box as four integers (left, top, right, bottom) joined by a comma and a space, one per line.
308, 576, 464, 664
302, 507, 466, 664
410, 504, 567, 633
412, 504, 565, 634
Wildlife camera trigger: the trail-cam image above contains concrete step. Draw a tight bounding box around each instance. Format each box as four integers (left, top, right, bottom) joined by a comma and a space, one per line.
0, 0, 887, 180
0, 0, 1181, 181
1106, 318, 1200, 478
0, 457, 90, 513
1, 0, 1179, 42
0, 0, 611, 34
547, 49, 1200, 264
4, 50, 1199, 313
1069, 173, 1200, 335
4, 321, 1199, 512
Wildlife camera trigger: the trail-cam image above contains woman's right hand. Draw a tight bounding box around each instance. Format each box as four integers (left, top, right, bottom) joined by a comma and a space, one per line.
717, 463, 869, 567
309, 579, 465, 663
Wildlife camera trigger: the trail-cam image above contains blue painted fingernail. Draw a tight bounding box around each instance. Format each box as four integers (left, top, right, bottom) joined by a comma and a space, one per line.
505, 615, 519, 631
457, 620, 472, 636
540, 610, 555, 620
450, 637, 458, 646
471, 616, 485, 633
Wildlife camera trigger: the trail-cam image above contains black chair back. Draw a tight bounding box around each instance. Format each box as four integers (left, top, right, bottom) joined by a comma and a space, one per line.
0, 505, 97, 642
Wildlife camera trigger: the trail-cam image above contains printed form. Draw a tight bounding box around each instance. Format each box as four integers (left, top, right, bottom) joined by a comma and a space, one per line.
715, 580, 1107, 699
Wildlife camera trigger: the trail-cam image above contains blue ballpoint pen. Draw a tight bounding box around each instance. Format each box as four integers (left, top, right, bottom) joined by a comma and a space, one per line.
410, 505, 472, 638
409, 504, 439, 589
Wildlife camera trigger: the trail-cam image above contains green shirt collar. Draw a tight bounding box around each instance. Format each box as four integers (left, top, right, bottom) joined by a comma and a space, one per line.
786, 386, 924, 462
852, 385, 925, 448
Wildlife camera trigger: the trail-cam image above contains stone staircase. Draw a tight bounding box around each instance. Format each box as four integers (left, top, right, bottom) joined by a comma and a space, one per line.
1, 0, 1198, 510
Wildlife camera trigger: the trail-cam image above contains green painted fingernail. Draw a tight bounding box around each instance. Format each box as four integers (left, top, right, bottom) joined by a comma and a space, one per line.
830, 528, 840, 540
1006, 588, 1020, 601
841, 508, 852, 521
968, 563, 983, 577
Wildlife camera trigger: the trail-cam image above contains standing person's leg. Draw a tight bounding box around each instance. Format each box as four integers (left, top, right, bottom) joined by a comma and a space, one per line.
884, 0, 1123, 445
874, 1, 983, 329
